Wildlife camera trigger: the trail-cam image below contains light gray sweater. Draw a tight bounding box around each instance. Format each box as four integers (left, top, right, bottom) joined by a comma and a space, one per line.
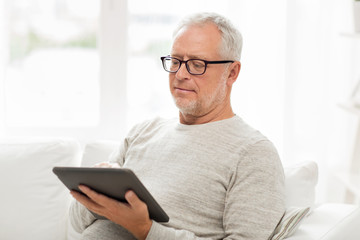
69, 116, 285, 240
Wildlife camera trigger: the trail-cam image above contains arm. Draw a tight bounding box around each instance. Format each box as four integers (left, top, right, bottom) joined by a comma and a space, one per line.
71, 186, 214, 240
71, 186, 152, 240
71, 140, 285, 240
67, 120, 154, 235
146, 140, 285, 240
68, 199, 96, 233
68, 140, 126, 233
222, 140, 286, 238
68, 162, 121, 233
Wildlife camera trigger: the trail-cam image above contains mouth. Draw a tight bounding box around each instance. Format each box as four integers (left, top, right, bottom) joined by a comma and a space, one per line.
174, 87, 196, 94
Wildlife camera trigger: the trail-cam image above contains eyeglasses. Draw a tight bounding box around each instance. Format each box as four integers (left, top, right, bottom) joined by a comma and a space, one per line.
160, 56, 234, 75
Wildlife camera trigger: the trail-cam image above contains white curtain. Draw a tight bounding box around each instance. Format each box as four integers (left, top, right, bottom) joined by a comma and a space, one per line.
230, 0, 358, 203
283, 0, 359, 203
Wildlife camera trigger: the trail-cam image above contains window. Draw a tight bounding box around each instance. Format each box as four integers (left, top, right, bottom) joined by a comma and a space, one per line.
4, 0, 100, 127
1, 0, 285, 146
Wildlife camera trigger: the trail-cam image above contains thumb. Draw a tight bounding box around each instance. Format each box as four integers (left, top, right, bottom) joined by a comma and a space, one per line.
125, 190, 142, 207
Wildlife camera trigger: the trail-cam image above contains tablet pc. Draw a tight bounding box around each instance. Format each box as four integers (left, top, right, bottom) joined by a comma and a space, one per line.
52, 167, 169, 223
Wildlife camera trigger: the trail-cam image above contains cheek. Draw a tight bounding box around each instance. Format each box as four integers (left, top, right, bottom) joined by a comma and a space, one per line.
169, 75, 173, 87
169, 75, 177, 96
199, 76, 220, 94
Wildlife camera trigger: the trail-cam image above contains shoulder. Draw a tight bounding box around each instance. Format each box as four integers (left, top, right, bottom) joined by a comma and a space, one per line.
215, 116, 275, 155
243, 140, 281, 167
234, 139, 284, 194
126, 117, 177, 139
230, 138, 284, 198
227, 117, 283, 174
109, 117, 176, 164
229, 116, 268, 143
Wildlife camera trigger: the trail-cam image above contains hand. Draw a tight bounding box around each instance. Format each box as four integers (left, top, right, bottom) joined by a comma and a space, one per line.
71, 185, 152, 240
93, 162, 121, 168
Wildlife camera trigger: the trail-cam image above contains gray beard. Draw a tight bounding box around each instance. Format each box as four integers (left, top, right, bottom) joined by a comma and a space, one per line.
173, 74, 228, 116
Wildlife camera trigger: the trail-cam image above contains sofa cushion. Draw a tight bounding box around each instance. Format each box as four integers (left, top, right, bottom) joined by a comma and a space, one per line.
81, 140, 120, 167
284, 161, 318, 208
270, 206, 311, 240
285, 203, 360, 240
0, 138, 81, 240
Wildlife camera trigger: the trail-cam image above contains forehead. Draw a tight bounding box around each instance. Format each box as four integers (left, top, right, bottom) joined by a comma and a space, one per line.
171, 23, 222, 59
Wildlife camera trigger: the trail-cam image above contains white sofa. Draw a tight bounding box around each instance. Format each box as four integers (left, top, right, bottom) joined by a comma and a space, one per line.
0, 137, 359, 240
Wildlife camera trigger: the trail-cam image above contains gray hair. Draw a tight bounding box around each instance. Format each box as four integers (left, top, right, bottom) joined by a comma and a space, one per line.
173, 12, 243, 61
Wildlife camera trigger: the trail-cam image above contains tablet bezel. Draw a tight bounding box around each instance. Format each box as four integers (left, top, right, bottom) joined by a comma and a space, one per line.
52, 166, 169, 223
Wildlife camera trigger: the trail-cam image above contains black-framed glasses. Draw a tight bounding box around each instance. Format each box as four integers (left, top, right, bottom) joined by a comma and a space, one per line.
160, 56, 234, 75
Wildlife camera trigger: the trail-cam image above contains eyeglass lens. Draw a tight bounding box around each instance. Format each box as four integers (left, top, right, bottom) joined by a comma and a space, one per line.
163, 58, 206, 75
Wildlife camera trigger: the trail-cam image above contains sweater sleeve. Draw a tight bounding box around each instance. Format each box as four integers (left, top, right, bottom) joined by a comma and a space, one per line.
68, 139, 130, 233
68, 199, 96, 233
68, 136, 131, 233
145, 140, 285, 240
108, 119, 155, 166
222, 140, 286, 239
146, 221, 213, 240
68, 121, 146, 233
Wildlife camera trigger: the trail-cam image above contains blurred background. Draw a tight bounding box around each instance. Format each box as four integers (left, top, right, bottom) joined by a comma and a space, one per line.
0, 0, 360, 205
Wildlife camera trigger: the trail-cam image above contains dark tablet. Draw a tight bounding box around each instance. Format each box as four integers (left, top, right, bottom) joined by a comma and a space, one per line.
52, 167, 169, 223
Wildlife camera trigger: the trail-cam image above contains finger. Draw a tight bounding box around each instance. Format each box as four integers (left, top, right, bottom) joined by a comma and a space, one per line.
78, 185, 108, 204
78, 185, 126, 211
125, 191, 143, 208
70, 190, 103, 212
71, 189, 93, 202
93, 162, 111, 168
70, 190, 86, 201
110, 162, 121, 168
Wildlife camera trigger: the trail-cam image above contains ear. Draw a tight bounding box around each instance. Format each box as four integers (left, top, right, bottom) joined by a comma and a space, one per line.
226, 61, 241, 87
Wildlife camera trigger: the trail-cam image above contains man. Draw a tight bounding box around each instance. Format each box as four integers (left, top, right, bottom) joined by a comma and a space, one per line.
70, 12, 285, 239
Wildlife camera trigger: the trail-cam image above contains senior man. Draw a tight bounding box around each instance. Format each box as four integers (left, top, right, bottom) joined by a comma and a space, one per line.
70, 12, 285, 240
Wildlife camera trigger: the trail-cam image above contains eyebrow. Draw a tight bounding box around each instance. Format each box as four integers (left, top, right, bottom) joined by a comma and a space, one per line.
170, 54, 208, 60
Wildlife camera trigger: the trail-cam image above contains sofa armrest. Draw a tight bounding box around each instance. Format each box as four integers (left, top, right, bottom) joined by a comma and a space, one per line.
286, 203, 360, 240
0, 137, 81, 240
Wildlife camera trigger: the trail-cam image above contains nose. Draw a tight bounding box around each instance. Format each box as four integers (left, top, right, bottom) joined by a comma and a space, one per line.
175, 62, 191, 80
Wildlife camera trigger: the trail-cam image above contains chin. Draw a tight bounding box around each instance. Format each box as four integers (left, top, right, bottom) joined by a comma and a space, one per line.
173, 97, 200, 115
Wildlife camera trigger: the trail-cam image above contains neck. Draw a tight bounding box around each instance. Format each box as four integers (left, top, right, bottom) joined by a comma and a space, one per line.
179, 101, 235, 125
